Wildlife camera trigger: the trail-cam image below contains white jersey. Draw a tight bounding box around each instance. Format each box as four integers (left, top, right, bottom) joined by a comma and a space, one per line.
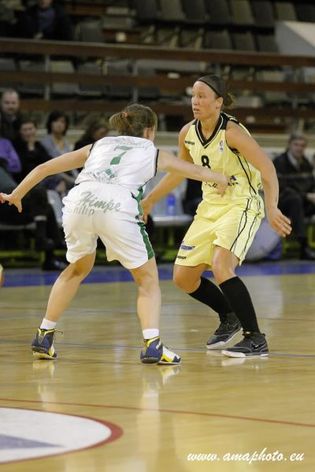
75, 135, 158, 197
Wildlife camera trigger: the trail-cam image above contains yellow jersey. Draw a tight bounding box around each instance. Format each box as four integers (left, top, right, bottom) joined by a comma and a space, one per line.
184, 112, 264, 217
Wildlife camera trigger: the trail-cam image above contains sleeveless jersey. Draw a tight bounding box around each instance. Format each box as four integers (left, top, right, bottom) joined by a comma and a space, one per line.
75, 136, 158, 197
184, 112, 263, 214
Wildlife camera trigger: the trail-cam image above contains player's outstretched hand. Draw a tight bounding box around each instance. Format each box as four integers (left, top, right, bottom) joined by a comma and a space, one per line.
0, 192, 22, 213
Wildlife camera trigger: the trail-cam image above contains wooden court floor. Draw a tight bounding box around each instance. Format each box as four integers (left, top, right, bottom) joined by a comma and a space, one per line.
0, 265, 315, 471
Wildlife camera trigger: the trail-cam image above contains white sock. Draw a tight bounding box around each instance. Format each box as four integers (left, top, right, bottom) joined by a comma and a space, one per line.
143, 329, 159, 340
40, 319, 57, 330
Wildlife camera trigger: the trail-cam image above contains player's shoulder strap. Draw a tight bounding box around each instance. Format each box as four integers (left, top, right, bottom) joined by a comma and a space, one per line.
221, 111, 239, 128
221, 111, 250, 136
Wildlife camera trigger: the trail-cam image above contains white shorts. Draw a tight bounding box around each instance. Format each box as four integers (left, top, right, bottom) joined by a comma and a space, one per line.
62, 182, 154, 269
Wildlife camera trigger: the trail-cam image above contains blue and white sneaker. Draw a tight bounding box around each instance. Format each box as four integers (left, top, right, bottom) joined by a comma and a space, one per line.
140, 337, 181, 365
32, 328, 57, 360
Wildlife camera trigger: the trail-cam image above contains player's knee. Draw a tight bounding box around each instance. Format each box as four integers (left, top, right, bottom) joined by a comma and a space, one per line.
173, 271, 190, 292
212, 262, 235, 285
137, 270, 158, 289
63, 260, 92, 280
138, 276, 160, 300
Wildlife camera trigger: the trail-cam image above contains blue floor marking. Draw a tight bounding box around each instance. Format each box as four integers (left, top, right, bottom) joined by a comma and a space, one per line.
2, 260, 315, 288
0, 434, 60, 449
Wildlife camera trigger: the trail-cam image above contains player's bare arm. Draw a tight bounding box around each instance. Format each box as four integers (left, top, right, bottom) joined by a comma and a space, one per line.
0, 145, 91, 213
226, 122, 291, 238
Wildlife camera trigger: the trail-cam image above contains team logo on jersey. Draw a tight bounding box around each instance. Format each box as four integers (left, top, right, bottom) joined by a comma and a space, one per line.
179, 243, 195, 251
0, 407, 122, 464
228, 175, 238, 187
219, 140, 224, 152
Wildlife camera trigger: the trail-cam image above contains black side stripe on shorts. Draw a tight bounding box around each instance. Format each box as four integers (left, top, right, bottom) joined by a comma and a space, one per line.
241, 214, 258, 258
230, 199, 250, 253
241, 196, 263, 257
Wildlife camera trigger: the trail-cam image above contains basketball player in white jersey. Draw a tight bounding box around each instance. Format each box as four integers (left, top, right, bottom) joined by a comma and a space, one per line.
142, 76, 292, 358
0, 104, 228, 365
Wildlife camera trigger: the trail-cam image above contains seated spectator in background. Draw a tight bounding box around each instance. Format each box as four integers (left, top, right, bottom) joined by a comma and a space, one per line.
273, 132, 315, 260
74, 118, 109, 150
0, 165, 66, 270
13, 117, 50, 182
41, 110, 71, 158
41, 110, 76, 196
16, 0, 73, 41
0, 89, 22, 142
0, 131, 21, 178
0, 1, 18, 37
0, 117, 65, 270
182, 178, 202, 216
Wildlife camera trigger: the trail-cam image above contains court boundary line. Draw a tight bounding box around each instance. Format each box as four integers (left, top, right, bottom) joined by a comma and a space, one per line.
1, 397, 314, 429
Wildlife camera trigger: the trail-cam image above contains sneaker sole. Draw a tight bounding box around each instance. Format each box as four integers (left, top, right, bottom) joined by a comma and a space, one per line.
158, 359, 181, 365
221, 350, 269, 358
32, 352, 56, 360
141, 357, 160, 364
32, 348, 56, 360
206, 328, 242, 350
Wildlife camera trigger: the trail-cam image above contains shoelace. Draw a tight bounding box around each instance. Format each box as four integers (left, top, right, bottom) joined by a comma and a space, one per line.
54, 329, 63, 338
39, 328, 63, 340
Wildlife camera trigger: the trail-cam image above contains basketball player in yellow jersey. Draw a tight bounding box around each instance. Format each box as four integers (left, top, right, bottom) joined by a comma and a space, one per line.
142, 75, 292, 358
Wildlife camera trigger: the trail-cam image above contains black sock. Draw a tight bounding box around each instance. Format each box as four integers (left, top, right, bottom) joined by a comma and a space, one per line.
219, 276, 260, 333
189, 277, 233, 322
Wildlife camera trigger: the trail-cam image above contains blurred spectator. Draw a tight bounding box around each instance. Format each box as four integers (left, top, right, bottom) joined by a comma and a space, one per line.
41, 110, 71, 157
273, 132, 315, 260
16, 0, 73, 41
74, 118, 109, 150
0, 1, 18, 37
0, 117, 65, 270
41, 110, 76, 195
13, 117, 50, 182
0, 89, 22, 141
0, 133, 21, 177
14, 116, 66, 228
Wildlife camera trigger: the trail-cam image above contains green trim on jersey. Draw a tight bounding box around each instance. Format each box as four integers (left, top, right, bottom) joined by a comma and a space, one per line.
132, 189, 154, 259
137, 221, 155, 260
